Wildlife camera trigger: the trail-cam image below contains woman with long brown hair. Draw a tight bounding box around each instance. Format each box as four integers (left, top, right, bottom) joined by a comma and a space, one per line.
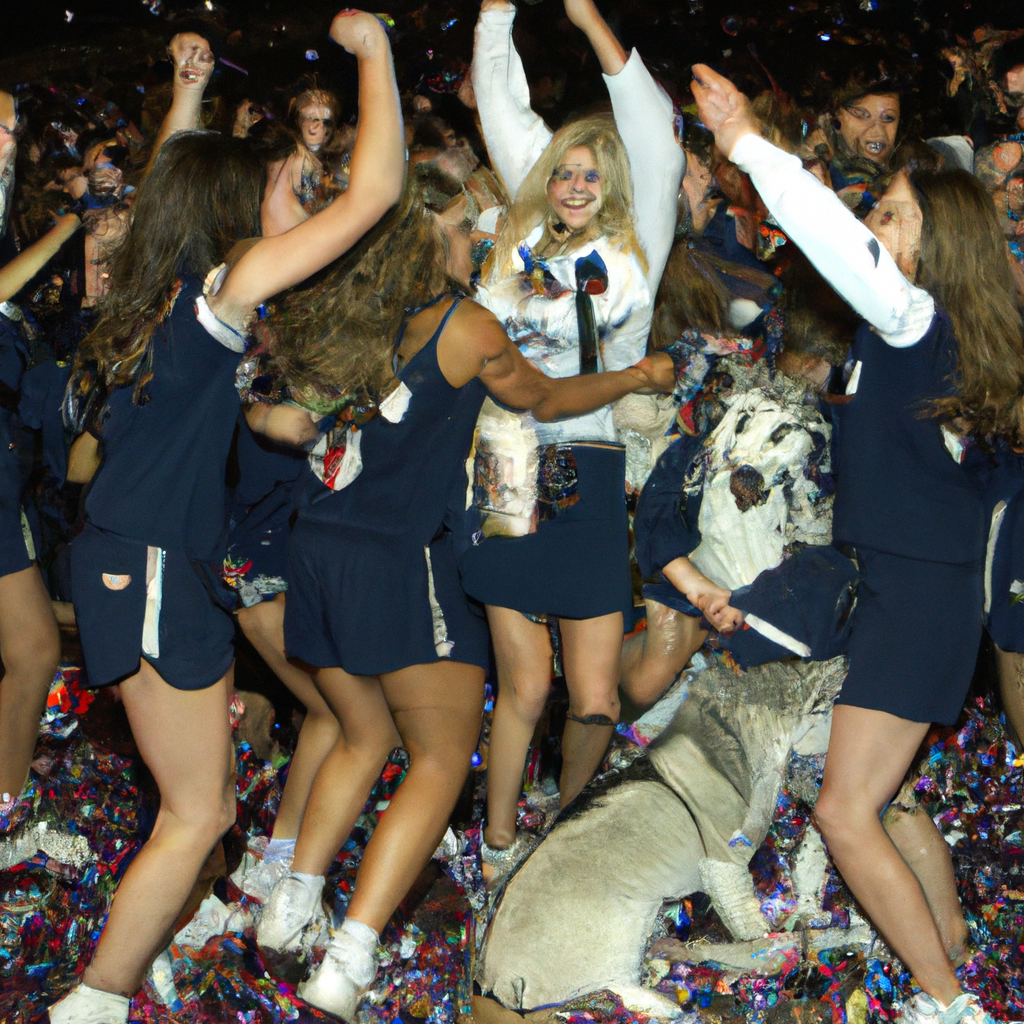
48, 12, 405, 1023
692, 64, 1022, 1024
251, 160, 674, 1019
461, 0, 684, 882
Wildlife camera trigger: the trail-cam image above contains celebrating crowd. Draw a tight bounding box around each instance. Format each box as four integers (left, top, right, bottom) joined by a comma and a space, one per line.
2, 3, 1024, 1023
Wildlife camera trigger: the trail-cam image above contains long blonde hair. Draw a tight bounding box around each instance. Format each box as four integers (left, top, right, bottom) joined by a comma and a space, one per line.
484, 113, 646, 283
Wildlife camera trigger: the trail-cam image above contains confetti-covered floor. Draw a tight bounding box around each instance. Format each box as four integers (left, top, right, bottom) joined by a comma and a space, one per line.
0, 662, 1021, 1024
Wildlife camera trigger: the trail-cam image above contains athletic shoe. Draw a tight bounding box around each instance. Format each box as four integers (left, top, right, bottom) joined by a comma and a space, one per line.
899, 992, 1001, 1024
296, 928, 377, 1021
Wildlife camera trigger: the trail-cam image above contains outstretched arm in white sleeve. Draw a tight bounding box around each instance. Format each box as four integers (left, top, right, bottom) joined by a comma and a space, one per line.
472, 1, 553, 198
692, 64, 933, 348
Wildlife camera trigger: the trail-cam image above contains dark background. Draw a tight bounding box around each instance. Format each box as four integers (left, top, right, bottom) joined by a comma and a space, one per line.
1, 0, 1022, 137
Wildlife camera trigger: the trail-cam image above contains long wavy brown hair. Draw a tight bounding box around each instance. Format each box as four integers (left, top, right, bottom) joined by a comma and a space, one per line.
908, 167, 1024, 443
485, 113, 646, 283
258, 162, 463, 404
77, 131, 263, 388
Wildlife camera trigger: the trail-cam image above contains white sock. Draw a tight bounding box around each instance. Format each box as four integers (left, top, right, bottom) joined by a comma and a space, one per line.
287, 869, 325, 893
50, 983, 130, 1024
263, 837, 296, 864
341, 917, 379, 951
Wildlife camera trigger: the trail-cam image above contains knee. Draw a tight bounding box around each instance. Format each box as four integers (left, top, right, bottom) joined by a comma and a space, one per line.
502, 676, 551, 723
1, 625, 60, 682
342, 723, 399, 765
568, 690, 620, 724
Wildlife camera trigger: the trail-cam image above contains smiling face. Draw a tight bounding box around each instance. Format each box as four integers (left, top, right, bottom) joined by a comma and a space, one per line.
864, 169, 922, 278
546, 145, 603, 231
298, 100, 334, 152
837, 92, 900, 166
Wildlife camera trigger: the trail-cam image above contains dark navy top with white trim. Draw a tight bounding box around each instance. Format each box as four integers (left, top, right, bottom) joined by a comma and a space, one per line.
297, 297, 487, 545
832, 310, 986, 566
85, 276, 242, 561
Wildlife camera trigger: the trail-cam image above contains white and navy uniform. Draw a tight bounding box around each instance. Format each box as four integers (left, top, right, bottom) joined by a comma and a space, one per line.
70, 268, 245, 690
733, 133, 990, 725
458, 6, 684, 621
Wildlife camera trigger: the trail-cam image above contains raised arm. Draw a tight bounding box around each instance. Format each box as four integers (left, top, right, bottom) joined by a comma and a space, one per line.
568, 0, 684, 291
472, 1, 553, 197
145, 33, 215, 176
0, 213, 81, 303
692, 64, 934, 348
211, 11, 405, 321
440, 300, 674, 419
0, 91, 16, 241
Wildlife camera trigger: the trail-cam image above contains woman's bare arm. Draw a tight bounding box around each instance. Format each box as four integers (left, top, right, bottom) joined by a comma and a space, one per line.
439, 300, 674, 419
145, 33, 215, 176
211, 11, 404, 321
0, 213, 81, 303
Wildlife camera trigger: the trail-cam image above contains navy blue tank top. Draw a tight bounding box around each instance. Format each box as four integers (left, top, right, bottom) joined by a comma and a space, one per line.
85, 276, 242, 561
298, 297, 487, 545
832, 310, 986, 565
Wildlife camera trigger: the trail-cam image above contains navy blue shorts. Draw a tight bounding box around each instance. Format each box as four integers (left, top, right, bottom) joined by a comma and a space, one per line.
458, 445, 633, 623
71, 524, 235, 690
285, 522, 489, 676
838, 547, 982, 725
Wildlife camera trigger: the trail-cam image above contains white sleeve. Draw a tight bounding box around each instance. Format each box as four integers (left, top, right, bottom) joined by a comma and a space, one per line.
471, 7, 553, 199
730, 133, 935, 348
603, 49, 685, 294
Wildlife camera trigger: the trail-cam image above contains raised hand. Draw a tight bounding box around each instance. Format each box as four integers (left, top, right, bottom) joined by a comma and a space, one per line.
329, 9, 389, 58
563, 0, 599, 29
480, 0, 514, 13
690, 63, 759, 159
168, 32, 215, 92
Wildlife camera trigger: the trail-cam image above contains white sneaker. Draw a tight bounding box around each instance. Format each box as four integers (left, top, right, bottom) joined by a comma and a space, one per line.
48, 985, 130, 1024
297, 928, 377, 1020
256, 872, 325, 966
899, 992, 1001, 1024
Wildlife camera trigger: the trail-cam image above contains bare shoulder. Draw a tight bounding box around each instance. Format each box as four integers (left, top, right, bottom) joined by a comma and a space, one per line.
449, 297, 508, 355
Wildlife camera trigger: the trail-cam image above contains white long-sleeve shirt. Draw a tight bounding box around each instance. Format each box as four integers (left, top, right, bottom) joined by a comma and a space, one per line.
470, 7, 683, 446
730, 133, 934, 348
471, 6, 684, 293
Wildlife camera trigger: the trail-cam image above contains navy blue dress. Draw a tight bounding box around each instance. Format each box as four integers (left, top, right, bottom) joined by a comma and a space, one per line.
70, 275, 240, 690
221, 417, 306, 608
0, 308, 31, 578
285, 297, 490, 676
834, 310, 987, 724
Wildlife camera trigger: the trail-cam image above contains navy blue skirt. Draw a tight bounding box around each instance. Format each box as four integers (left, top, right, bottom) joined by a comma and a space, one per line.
0, 411, 31, 579
285, 522, 489, 676
458, 445, 633, 622
838, 547, 982, 725
221, 484, 293, 609
71, 524, 235, 690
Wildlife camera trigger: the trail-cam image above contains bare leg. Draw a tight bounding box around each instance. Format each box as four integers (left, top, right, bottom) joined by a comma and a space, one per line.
620, 598, 707, 710
289, 664, 400, 877
814, 705, 962, 1006
483, 607, 553, 850
345, 661, 485, 932
994, 645, 1024, 750
82, 662, 235, 996
558, 612, 622, 809
238, 595, 340, 840
0, 566, 60, 801
883, 804, 969, 963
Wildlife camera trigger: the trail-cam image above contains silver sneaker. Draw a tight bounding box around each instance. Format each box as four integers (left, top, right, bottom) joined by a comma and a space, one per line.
296, 928, 377, 1021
